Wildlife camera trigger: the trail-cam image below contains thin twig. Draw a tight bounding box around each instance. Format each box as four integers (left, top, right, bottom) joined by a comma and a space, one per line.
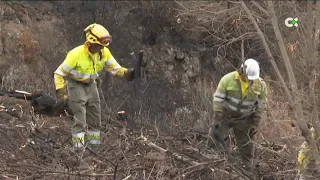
38, 171, 114, 177
251, 1, 270, 16
240, 1, 294, 106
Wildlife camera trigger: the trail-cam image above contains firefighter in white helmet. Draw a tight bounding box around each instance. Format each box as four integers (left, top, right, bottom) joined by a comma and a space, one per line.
207, 59, 267, 171
54, 23, 135, 152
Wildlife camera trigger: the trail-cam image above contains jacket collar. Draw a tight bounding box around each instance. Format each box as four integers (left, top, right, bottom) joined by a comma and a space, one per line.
84, 43, 92, 56
235, 71, 246, 81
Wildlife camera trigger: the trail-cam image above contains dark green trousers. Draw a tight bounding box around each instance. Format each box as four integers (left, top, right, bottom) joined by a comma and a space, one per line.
208, 114, 255, 168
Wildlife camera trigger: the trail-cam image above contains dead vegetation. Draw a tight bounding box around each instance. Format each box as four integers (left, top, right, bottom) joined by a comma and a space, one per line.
0, 94, 300, 180
0, 1, 319, 180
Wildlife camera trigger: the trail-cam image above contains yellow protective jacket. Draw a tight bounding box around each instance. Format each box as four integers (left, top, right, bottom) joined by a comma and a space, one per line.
54, 44, 128, 89
213, 71, 267, 116
298, 127, 316, 171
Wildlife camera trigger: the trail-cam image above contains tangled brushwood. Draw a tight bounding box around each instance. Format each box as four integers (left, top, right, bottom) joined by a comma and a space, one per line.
0, 1, 319, 180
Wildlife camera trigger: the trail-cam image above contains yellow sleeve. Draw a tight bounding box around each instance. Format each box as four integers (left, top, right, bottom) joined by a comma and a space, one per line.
54, 50, 78, 89
102, 48, 128, 77
213, 73, 230, 112
54, 74, 65, 90
257, 80, 267, 109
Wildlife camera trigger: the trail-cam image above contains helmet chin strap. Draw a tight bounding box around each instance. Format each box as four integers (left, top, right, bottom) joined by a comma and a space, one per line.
86, 42, 102, 54
238, 63, 247, 78
239, 64, 253, 84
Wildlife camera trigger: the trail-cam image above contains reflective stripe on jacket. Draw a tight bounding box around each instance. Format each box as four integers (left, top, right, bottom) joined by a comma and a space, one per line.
54, 44, 128, 89
213, 71, 267, 116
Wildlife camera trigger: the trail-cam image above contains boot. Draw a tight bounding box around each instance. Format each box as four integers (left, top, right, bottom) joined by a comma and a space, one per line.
86, 130, 101, 153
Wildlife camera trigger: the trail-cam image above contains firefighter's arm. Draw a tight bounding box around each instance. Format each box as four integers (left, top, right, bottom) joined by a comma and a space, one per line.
252, 80, 267, 127
54, 51, 77, 100
103, 48, 133, 81
208, 75, 229, 148
54, 51, 78, 89
213, 75, 228, 113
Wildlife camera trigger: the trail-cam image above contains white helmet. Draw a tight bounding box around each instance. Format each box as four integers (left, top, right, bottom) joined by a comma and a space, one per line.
241, 59, 260, 80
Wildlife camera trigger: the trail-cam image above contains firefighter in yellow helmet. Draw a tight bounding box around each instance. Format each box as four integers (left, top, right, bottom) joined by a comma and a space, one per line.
297, 124, 318, 180
54, 23, 135, 152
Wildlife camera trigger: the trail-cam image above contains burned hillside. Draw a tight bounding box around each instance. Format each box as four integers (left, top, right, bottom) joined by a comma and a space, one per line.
0, 1, 319, 180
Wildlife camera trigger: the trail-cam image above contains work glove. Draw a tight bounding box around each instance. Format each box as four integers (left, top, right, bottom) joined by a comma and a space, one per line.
213, 111, 223, 127
207, 122, 226, 150
56, 88, 67, 104
251, 110, 262, 129
249, 111, 262, 138
207, 111, 225, 149
124, 68, 134, 81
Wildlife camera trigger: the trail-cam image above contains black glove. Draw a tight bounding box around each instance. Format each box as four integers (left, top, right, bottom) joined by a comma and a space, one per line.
248, 111, 261, 138
213, 111, 223, 128
124, 68, 134, 81
207, 111, 225, 149
207, 123, 226, 149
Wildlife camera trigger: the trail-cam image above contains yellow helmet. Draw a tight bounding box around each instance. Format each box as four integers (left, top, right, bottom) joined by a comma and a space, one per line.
84, 23, 112, 46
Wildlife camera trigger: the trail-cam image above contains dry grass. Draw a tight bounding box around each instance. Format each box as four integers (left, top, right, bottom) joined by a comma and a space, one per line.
0, 79, 304, 180
0, 1, 318, 180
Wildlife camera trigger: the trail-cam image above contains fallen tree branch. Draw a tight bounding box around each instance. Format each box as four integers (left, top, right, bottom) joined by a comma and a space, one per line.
38, 166, 144, 177
137, 135, 251, 180
137, 135, 200, 166
180, 161, 231, 179
38, 171, 114, 177
180, 159, 227, 178
254, 142, 283, 156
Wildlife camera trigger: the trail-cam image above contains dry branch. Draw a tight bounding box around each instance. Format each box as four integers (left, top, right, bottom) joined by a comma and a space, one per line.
39, 171, 114, 177
137, 135, 200, 166
137, 135, 251, 180
267, 1, 320, 169
309, 1, 320, 146
240, 1, 294, 106
38, 166, 144, 177
251, 1, 270, 16
242, 0, 320, 174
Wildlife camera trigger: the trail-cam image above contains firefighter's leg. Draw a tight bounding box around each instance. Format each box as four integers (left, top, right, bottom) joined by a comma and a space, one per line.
86, 82, 102, 148
233, 121, 254, 169
67, 81, 88, 149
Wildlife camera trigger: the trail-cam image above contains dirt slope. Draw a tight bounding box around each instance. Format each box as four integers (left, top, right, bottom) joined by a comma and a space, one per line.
0, 1, 309, 180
